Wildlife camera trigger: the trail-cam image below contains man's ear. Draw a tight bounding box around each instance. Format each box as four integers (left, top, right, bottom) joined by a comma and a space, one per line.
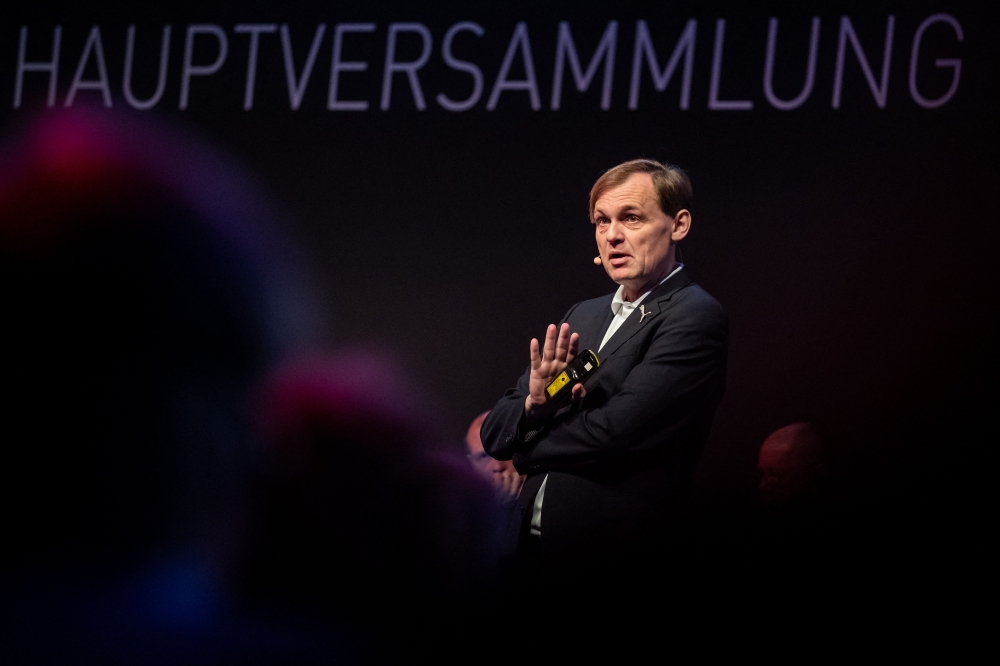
671, 209, 691, 241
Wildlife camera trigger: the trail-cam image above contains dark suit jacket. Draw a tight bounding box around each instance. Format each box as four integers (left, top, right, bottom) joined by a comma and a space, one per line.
481, 268, 727, 570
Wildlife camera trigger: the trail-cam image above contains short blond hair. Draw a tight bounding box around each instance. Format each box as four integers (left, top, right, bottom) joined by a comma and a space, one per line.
589, 159, 692, 221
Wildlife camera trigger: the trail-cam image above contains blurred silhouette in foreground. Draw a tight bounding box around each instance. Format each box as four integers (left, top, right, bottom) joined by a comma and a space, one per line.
238, 353, 508, 661
757, 422, 826, 513
0, 108, 328, 662
465, 411, 524, 500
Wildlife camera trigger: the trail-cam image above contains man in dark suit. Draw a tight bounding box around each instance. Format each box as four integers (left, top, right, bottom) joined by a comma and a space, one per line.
481, 159, 728, 592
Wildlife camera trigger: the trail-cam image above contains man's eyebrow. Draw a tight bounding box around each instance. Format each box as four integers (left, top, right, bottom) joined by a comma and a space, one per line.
615, 204, 644, 217
594, 203, 641, 217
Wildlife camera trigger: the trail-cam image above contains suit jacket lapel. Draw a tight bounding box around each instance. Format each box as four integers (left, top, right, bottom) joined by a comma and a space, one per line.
573, 295, 614, 352
597, 268, 692, 361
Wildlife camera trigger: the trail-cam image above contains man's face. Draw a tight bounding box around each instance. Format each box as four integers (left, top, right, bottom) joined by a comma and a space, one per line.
593, 173, 677, 299
465, 415, 517, 484
466, 434, 504, 479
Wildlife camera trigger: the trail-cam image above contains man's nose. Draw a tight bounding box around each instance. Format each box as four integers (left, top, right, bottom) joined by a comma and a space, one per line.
606, 220, 625, 243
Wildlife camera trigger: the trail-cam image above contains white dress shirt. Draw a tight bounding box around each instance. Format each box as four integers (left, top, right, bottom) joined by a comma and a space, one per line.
530, 265, 684, 536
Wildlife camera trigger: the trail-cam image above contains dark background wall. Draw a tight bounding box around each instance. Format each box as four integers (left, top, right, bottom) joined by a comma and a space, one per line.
4, 0, 996, 511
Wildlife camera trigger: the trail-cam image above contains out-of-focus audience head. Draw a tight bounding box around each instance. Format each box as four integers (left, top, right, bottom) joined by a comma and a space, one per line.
757, 422, 826, 510
0, 108, 506, 663
242, 353, 506, 658
0, 108, 318, 660
466, 410, 524, 498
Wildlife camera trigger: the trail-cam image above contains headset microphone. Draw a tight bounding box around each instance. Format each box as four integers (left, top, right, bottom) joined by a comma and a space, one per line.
593, 256, 602, 265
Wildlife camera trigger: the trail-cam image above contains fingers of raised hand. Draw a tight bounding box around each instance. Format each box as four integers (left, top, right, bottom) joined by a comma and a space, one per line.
568, 332, 580, 361
529, 337, 541, 368
554, 323, 572, 362
542, 324, 558, 362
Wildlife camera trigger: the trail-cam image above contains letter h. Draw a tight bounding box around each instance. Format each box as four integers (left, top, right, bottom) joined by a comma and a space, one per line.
15, 26, 62, 108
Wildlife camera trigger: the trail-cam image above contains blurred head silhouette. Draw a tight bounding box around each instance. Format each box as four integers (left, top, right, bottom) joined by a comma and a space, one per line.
466, 411, 523, 498
241, 352, 505, 659
757, 422, 826, 511
0, 108, 318, 660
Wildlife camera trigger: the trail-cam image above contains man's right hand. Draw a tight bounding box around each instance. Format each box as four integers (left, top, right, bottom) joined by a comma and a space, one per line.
524, 323, 585, 423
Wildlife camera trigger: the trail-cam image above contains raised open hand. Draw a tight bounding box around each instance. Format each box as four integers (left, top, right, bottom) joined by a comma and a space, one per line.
524, 323, 585, 421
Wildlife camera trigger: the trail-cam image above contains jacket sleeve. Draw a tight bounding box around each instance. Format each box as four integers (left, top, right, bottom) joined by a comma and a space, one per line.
480, 302, 580, 461
511, 294, 727, 471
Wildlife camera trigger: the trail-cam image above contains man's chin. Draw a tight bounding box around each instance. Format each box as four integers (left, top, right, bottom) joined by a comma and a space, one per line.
611, 273, 640, 288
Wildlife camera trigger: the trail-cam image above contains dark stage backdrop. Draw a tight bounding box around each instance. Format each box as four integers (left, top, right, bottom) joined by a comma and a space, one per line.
4, 0, 997, 510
